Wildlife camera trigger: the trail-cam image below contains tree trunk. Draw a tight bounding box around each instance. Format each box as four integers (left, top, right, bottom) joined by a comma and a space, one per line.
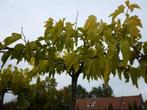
0, 91, 5, 110
71, 73, 79, 110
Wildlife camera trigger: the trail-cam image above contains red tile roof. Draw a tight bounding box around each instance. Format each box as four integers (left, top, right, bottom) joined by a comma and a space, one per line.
76, 94, 144, 110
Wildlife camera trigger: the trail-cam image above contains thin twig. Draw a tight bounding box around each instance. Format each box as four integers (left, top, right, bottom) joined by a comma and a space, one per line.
21, 27, 27, 43
75, 11, 79, 29
69, 72, 72, 77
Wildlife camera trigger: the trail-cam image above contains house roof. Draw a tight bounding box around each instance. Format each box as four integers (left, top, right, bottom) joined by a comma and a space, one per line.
76, 94, 144, 110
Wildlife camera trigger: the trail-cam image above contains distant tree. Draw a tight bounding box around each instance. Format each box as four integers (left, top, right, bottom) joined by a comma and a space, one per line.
0, 65, 30, 110
58, 84, 89, 110
76, 85, 89, 98
24, 77, 58, 110
56, 90, 69, 110
90, 86, 102, 98
90, 84, 113, 98
57, 86, 71, 110
1, 74, 59, 110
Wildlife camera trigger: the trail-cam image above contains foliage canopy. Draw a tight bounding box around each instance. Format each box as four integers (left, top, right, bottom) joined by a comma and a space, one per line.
0, 1, 146, 86
0, 1, 147, 110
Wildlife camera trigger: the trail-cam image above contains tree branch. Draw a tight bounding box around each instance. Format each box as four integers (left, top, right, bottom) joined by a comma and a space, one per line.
21, 27, 27, 43
75, 11, 79, 29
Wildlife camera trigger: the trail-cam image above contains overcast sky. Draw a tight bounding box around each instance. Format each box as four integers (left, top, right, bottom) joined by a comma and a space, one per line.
0, 0, 147, 102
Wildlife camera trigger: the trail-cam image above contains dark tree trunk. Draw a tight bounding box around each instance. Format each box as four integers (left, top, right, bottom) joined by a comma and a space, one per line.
71, 72, 80, 110
0, 91, 5, 110
70, 63, 83, 110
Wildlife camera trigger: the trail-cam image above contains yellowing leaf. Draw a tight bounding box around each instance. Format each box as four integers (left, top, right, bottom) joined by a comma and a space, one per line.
126, 15, 142, 42
64, 52, 80, 73
127, 16, 142, 28
84, 15, 97, 29
109, 5, 125, 21
36, 60, 49, 74
129, 67, 139, 88
120, 39, 131, 66
44, 18, 53, 28
84, 15, 98, 43
84, 60, 92, 75
103, 59, 111, 84
55, 19, 64, 36
65, 22, 75, 37
125, 0, 140, 12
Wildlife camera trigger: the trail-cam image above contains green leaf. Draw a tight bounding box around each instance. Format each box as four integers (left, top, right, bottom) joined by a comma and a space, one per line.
109, 5, 125, 21
103, 58, 111, 84
56, 38, 64, 52
55, 19, 64, 36
127, 16, 142, 42
14, 43, 24, 51
139, 57, 147, 67
106, 45, 117, 60
44, 18, 54, 41
143, 41, 147, 54
0, 42, 2, 49
48, 47, 56, 66
129, 67, 139, 88
104, 28, 113, 44
135, 42, 143, 52
65, 38, 74, 52
123, 71, 130, 83
125, 0, 140, 12
78, 27, 86, 35
86, 48, 97, 59
84, 15, 98, 44
64, 52, 80, 73
84, 59, 93, 75
1, 50, 12, 68
3, 33, 22, 47
35, 60, 49, 74
44, 18, 54, 28
111, 52, 120, 70
127, 16, 142, 28
65, 22, 75, 37
120, 39, 131, 66
29, 41, 39, 50
84, 15, 97, 29
11, 44, 24, 63
37, 36, 44, 41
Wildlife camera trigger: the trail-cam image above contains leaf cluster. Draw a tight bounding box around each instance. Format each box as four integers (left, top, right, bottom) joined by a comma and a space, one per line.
0, 0, 146, 87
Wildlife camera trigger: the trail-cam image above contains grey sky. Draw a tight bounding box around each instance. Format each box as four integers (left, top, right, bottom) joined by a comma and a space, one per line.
0, 0, 147, 102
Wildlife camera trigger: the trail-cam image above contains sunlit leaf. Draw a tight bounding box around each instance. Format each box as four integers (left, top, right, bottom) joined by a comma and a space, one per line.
64, 52, 80, 73
3, 33, 22, 47
109, 5, 125, 21
120, 39, 131, 66
125, 0, 140, 12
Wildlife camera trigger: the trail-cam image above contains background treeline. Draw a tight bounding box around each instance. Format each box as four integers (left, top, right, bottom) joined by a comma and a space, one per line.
3, 76, 113, 110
